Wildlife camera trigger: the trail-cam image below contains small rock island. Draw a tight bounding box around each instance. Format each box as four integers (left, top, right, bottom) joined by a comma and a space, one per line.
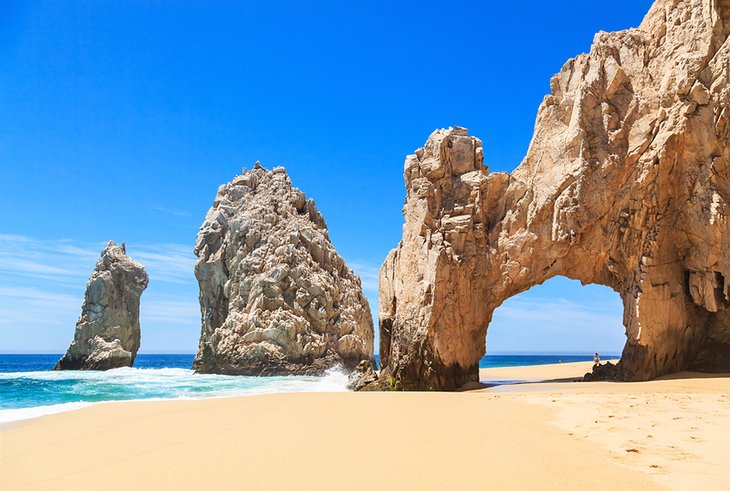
55, 241, 149, 370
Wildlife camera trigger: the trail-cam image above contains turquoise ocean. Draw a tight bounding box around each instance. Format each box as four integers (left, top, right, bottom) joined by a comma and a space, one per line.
0, 353, 618, 423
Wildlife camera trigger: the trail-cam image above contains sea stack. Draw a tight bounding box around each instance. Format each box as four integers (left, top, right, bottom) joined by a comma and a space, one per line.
193, 163, 374, 375
55, 241, 149, 370
380, 0, 730, 389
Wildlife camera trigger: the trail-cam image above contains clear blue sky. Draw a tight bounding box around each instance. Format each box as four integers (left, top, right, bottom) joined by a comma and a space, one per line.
0, 0, 653, 354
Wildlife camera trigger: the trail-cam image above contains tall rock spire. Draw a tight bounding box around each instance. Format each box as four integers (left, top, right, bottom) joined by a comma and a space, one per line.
193, 164, 374, 375
55, 241, 148, 370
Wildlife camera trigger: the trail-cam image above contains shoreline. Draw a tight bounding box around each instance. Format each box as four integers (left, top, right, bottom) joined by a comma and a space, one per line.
0, 359, 611, 425
3, 361, 730, 489
0, 368, 351, 426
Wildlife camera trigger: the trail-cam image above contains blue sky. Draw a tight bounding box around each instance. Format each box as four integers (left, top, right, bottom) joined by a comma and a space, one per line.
0, 0, 653, 354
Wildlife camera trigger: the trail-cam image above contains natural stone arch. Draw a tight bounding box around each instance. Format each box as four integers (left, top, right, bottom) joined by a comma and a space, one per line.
379, 0, 730, 389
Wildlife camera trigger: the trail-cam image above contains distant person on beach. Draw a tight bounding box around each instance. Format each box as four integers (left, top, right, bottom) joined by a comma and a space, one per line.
594, 353, 601, 366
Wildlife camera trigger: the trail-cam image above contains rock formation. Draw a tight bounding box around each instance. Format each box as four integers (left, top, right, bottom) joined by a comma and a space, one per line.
193, 163, 374, 375
379, 0, 730, 389
55, 241, 149, 370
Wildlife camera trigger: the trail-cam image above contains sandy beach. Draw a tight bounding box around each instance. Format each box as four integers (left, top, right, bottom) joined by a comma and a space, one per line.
5, 1, 730, 490
2, 361, 729, 490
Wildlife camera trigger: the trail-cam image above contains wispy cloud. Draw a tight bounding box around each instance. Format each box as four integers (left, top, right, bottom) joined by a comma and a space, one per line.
0, 236, 201, 351
0, 288, 201, 329
129, 243, 196, 284
347, 260, 380, 293
142, 296, 200, 325
0, 235, 95, 283
0, 236, 195, 286
151, 205, 192, 218
496, 297, 621, 327
0, 286, 79, 327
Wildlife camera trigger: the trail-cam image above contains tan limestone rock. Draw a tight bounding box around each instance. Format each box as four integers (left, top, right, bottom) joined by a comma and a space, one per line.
193, 163, 374, 375
380, 0, 730, 389
55, 241, 149, 370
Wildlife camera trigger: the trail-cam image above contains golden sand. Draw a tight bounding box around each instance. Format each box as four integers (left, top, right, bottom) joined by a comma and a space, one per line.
2, 361, 728, 490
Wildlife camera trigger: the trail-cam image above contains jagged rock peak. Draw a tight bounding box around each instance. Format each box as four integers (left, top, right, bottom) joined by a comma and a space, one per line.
193, 163, 375, 375
379, 0, 730, 389
55, 241, 149, 370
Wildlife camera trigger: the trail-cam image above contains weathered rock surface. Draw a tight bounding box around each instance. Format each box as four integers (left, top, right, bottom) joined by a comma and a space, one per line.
193, 163, 374, 375
55, 241, 148, 370
380, 0, 730, 389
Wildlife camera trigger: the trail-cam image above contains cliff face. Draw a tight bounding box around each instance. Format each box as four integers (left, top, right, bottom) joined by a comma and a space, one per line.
55, 241, 149, 370
193, 163, 374, 375
380, 0, 730, 389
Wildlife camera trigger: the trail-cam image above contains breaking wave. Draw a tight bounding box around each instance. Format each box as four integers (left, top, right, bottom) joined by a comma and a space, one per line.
0, 366, 350, 424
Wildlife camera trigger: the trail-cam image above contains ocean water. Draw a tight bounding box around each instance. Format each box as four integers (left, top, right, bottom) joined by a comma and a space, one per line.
0, 354, 349, 423
477, 354, 619, 369
0, 353, 618, 423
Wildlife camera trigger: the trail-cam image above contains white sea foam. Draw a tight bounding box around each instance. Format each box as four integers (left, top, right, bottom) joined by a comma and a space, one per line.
0, 401, 93, 425
0, 366, 351, 424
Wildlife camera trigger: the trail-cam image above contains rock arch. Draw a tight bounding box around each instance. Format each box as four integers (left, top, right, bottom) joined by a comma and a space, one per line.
378, 0, 730, 389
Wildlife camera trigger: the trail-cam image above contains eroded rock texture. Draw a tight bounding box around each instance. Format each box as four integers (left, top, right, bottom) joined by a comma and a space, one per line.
380, 0, 730, 389
193, 163, 374, 375
55, 241, 148, 370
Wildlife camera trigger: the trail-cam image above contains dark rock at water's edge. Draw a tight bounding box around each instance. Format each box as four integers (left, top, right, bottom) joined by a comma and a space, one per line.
193, 163, 374, 376
583, 362, 620, 382
55, 241, 149, 370
348, 360, 379, 391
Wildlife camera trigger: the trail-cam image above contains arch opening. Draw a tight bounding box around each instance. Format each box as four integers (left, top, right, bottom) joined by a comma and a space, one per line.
482, 276, 625, 371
